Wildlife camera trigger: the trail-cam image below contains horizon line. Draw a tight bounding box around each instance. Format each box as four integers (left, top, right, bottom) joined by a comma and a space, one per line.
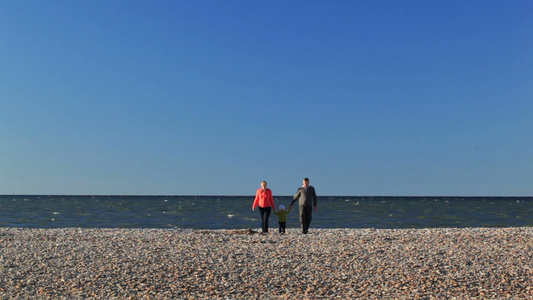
1, 194, 532, 198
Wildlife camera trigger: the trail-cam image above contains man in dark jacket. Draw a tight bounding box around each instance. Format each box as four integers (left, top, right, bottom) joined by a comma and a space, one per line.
289, 178, 317, 234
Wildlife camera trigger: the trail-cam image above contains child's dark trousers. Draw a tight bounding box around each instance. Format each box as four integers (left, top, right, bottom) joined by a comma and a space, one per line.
278, 222, 286, 233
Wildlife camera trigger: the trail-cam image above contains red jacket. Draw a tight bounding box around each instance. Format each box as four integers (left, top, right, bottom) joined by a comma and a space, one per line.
252, 188, 275, 209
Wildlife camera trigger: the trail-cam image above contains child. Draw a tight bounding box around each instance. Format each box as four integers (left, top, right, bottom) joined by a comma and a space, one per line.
273, 204, 291, 234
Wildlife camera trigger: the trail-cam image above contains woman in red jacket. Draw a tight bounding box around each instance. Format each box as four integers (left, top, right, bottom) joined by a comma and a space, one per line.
252, 181, 276, 234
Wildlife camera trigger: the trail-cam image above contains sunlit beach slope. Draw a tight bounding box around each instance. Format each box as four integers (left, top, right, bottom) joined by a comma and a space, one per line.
1, 227, 531, 299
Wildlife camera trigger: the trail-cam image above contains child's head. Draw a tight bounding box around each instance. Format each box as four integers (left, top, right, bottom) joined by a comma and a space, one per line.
279, 204, 285, 211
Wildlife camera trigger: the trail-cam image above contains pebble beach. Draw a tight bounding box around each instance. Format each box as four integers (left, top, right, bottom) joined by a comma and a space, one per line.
0, 227, 531, 299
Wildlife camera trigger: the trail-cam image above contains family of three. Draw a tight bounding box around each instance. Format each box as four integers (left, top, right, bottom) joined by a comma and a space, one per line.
251, 178, 318, 234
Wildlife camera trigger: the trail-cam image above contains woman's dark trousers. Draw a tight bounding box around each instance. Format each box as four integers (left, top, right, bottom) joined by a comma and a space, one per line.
258, 207, 271, 233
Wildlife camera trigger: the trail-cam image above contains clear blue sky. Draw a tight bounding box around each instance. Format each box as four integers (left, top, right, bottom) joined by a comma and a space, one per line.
1, 1, 532, 196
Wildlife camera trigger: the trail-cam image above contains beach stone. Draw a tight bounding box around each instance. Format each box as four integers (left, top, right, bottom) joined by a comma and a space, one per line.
0, 227, 531, 299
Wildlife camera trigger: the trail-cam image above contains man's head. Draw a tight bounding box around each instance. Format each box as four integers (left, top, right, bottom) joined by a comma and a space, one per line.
303, 178, 310, 188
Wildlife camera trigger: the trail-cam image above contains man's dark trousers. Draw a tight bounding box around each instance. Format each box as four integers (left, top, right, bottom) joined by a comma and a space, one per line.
299, 206, 313, 234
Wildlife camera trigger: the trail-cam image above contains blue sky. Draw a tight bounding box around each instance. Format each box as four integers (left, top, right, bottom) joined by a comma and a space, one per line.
1, 1, 532, 196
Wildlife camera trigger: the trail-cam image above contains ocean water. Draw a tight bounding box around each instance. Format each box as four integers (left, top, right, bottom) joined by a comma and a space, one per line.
0, 195, 531, 229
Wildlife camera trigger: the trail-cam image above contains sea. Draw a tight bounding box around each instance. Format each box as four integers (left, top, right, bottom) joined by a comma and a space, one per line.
0, 195, 531, 229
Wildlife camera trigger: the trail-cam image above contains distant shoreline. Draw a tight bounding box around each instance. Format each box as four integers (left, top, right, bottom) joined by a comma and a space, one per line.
2, 194, 532, 198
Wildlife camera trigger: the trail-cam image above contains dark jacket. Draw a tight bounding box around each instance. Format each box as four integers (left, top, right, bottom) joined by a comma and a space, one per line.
290, 186, 317, 207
